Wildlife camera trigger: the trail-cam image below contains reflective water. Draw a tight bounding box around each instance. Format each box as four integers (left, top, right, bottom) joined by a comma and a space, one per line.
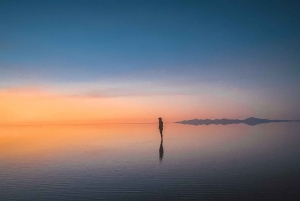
1, 123, 300, 200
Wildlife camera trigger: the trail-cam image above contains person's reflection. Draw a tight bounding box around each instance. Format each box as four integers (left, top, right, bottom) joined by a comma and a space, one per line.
159, 139, 164, 161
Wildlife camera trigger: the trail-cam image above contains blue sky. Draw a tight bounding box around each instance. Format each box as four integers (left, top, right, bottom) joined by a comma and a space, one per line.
1, 0, 300, 119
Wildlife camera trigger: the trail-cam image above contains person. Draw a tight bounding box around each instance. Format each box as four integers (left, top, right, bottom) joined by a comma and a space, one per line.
158, 117, 163, 138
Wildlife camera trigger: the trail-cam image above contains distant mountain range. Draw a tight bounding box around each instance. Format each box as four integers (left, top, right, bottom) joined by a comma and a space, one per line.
175, 117, 300, 126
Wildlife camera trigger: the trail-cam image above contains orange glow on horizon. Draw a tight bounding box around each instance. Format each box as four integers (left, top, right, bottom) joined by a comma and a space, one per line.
0, 87, 252, 125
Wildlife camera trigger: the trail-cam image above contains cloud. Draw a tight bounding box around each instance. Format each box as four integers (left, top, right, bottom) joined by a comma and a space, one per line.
40, 80, 195, 98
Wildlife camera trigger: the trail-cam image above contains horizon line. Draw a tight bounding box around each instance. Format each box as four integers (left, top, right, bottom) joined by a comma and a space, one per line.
0, 122, 177, 126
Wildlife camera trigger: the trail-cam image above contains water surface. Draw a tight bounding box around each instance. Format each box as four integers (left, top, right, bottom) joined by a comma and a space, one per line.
1, 123, 300, 200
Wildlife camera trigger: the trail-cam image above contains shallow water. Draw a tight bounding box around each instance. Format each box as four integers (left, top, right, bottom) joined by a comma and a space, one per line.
1, 123, 300, 200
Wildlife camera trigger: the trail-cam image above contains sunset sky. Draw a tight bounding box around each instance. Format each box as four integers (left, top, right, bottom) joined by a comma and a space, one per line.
1, 0, 300, 124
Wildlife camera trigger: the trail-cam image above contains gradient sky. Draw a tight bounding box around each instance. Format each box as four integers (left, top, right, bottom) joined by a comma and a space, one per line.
1, 0, 300, 124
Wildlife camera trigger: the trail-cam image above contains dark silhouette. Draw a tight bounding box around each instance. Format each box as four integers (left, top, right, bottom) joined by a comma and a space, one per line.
159, 139, 164, 162
158, 117, 163, 138
176, 117, 300, 126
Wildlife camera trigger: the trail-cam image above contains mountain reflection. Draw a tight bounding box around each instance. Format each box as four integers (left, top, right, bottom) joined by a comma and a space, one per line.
176, 117, 300, 126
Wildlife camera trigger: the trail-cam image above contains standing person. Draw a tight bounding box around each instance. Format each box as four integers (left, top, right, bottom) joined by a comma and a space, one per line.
158, 117, 163, 138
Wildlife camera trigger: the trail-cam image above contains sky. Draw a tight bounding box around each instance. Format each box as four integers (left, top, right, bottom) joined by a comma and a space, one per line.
0, 0, 300, 124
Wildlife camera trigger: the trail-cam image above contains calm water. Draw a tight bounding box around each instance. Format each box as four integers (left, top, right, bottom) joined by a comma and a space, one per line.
1, 123, 300, 200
